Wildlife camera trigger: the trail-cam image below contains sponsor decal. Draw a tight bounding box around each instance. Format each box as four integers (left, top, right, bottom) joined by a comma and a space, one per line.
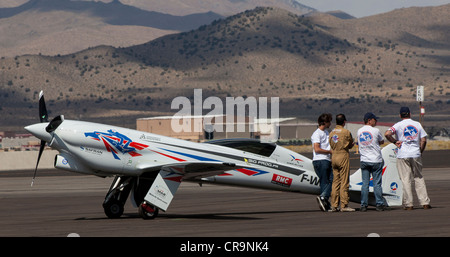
271, 174, 292, 187
390, 182, 398, 194
85, 129, 149, 160
154, 185, 168, 199
287, 154, 305, 167
140, 134, 161, 141
289, 154, 304, 162
389, 147, 399, 159
80, 146, 103, 155
245, 158, 279, 169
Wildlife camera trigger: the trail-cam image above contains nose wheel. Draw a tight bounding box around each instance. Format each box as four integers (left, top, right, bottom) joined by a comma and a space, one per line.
139, 201, 159, 219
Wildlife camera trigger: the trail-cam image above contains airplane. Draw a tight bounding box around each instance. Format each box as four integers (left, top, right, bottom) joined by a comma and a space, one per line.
24, 91, 403, 219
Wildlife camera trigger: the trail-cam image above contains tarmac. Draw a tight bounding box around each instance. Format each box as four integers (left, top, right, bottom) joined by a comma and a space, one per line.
0, 150, 449, 253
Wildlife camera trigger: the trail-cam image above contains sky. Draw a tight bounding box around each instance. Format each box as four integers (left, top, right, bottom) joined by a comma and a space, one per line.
298, 0, 450, 18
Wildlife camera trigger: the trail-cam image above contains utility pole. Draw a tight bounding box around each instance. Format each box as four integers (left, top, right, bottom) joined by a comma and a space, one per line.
416, 85, 424, 123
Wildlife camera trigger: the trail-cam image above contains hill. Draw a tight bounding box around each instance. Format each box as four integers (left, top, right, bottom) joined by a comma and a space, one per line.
117, 0, 315, 16
0, 6, 449, 132
0, 0, 222, 57
0, 0, 314, 58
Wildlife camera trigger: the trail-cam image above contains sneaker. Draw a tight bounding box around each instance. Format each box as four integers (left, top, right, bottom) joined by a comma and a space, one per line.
316, 196, 327, 212
324, 199, 331, 210
340, 206, 355, 212
376, 205, 385, 211
403, 206, 414, 210
423, 205, 432, 209
360, 206, 367, 212
330, 207, 340, 212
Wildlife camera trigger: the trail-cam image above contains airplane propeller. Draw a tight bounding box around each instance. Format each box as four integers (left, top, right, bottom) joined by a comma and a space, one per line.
30, 91, 64, 186
39, 90, 48, 123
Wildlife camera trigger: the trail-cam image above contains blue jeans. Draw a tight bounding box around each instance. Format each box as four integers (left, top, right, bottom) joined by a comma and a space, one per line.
360, 161, 384, 207
313, 160, 333, 199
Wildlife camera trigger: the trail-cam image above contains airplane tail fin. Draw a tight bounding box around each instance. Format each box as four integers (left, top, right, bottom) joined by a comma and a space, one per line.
349, 143, 403, 206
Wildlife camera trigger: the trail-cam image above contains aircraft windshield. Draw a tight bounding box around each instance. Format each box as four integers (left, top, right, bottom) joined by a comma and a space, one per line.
204, 139, 276, 157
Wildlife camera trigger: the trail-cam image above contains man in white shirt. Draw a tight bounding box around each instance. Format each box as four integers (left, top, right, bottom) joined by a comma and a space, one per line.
385, 107, 431, 210
357, 112, 385, 211
311, 113, 333, 212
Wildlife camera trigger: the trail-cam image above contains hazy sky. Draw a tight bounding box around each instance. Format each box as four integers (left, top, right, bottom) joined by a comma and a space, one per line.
299, 0, 450, 18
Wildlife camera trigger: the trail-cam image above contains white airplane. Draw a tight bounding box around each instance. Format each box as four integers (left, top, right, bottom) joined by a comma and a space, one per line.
25, 91, 403, 219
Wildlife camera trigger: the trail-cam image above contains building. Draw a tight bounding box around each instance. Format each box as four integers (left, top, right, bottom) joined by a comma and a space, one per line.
276, 118, 317, 140
137, 115, 255, 141
137, 115, 321, 142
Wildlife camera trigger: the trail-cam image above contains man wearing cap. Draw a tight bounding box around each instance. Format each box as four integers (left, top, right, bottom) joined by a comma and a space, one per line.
329, 114, 355, 212
357, 113, 385, 211
385, 107, 431, 210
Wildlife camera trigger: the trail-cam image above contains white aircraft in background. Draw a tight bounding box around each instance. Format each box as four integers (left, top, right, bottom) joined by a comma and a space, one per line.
25, 91, 403, 219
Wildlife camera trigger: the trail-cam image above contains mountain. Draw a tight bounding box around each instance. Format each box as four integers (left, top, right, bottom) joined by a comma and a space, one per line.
0, 5, 449, 132
0, 0, 223, 57
0, 0, 223, 30
325, 11, 355, 20
0, 0, 315, 58
105, 0, 315, 16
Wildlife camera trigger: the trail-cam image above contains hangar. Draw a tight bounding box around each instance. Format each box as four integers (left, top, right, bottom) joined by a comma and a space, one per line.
137, 115, 255, 141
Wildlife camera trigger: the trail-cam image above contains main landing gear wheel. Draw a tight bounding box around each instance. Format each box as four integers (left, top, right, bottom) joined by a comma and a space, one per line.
103, 176, 133, 219
138, 201, 159, 220
103, 200, 124, 219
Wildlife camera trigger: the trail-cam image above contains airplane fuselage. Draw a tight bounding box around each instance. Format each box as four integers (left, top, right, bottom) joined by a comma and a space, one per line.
37, 119, 320, 195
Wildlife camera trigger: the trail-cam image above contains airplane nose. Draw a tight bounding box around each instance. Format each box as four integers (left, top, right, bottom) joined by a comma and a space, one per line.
24, 123, 53, 142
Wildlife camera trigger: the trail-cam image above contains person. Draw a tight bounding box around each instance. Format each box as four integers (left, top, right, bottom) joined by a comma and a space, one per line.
357, 112, 385, 212
385, 107, 431, 210
329, 114, 355, 212
311, 113, 333, 212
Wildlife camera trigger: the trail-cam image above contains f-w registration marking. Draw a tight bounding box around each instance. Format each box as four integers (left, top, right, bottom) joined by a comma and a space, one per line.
300, 173, 320, 186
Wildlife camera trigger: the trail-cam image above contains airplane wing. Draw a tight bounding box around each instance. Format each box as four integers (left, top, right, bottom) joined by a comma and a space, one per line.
136, 161, 239, 179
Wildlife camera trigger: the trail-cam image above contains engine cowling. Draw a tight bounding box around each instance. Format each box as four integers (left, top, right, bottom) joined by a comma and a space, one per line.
54, 153, 94, 175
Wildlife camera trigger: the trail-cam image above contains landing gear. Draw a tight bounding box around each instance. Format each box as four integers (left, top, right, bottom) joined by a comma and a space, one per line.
103, 175, 160, 219
138, 201, 159, 219
103, 176, 133, 219
103, 199, 124, 219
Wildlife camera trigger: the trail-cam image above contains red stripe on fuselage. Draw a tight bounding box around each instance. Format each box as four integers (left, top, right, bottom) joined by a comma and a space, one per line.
151, 150, 186, 162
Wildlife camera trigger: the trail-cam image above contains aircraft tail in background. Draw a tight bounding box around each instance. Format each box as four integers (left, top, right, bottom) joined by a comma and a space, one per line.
349, 143, 403, 206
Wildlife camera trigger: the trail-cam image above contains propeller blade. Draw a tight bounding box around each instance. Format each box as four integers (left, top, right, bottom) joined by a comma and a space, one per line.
31, 140, 46, 187
39, 90, 48, 123
32, 91, 64, 186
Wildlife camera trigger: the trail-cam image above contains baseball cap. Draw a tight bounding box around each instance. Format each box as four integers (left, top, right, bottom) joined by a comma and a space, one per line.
400, 107, 410, 114
364, 112, 379, 120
